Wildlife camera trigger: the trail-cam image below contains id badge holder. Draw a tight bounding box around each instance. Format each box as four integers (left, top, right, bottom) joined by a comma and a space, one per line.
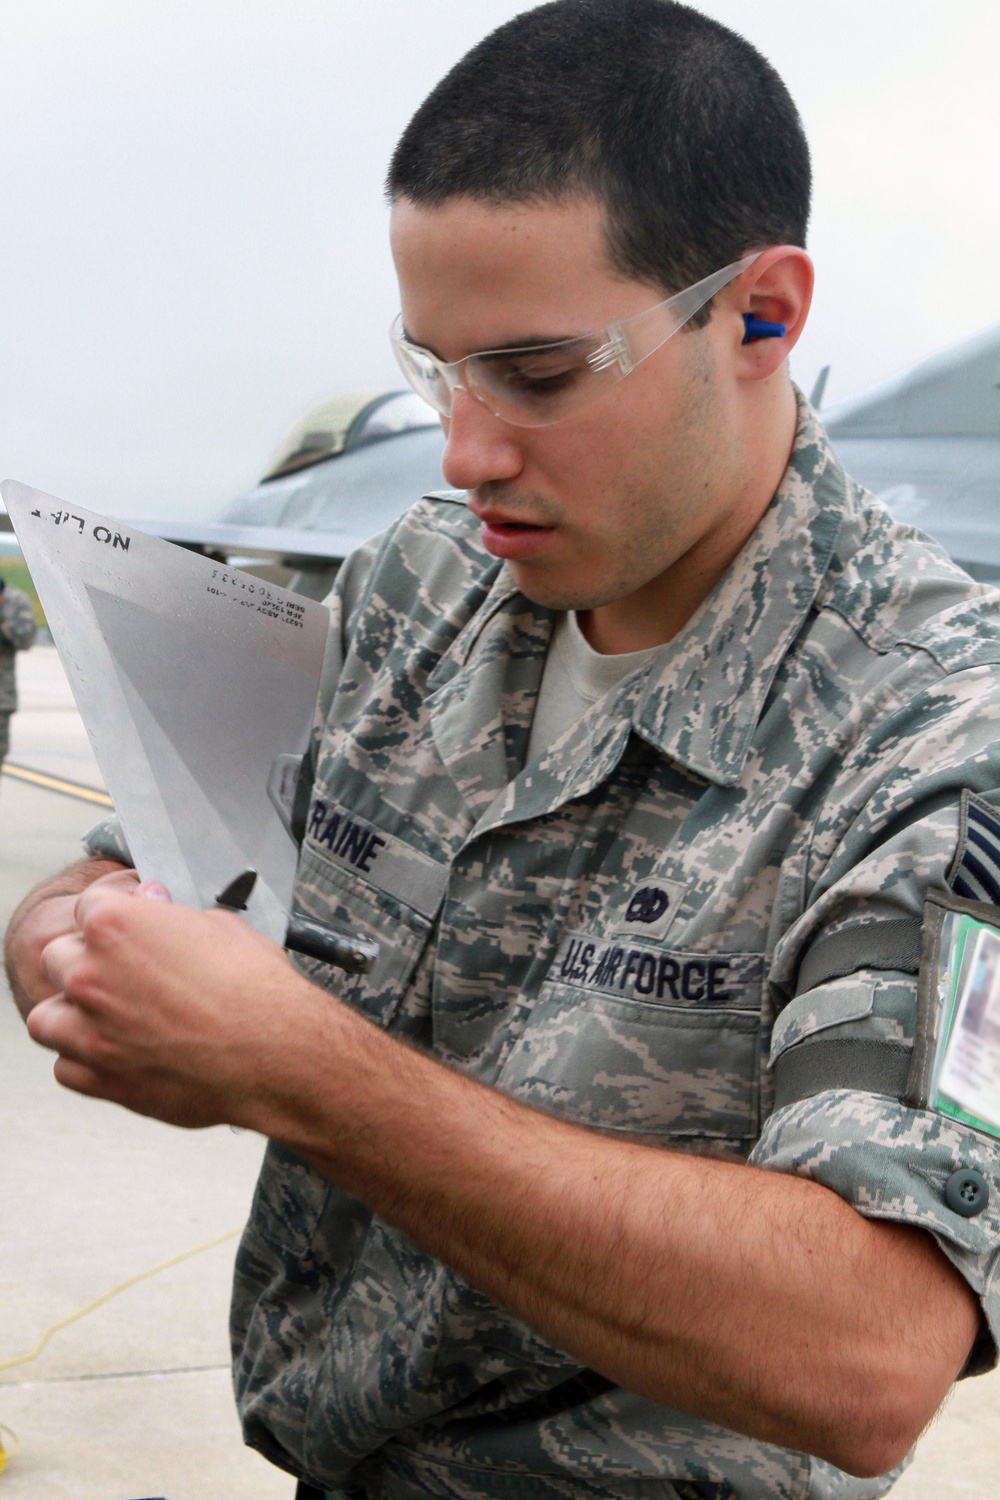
906, 889, 1000, 1141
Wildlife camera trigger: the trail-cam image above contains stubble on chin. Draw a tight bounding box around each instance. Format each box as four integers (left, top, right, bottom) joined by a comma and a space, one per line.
503, 548, 650, 614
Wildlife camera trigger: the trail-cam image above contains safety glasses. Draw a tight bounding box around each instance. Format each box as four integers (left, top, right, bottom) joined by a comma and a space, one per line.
390, 253, 759, 429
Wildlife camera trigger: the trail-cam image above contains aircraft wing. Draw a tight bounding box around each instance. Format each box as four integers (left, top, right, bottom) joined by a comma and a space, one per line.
125, 514, 389, 564
8, 339, 997, 584
823, 322, 1000, 581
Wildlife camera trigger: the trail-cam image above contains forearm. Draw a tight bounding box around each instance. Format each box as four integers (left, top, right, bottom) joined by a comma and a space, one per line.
4, 858, 130, 1017
256, 996, 978, 1476
28, 890, 980, 1474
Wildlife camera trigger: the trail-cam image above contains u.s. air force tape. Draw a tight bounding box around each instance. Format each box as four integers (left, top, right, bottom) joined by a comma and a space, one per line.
549, 933, 763, 1008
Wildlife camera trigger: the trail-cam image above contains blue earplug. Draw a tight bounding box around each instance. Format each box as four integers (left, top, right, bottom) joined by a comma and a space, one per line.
742, 314, 785, 344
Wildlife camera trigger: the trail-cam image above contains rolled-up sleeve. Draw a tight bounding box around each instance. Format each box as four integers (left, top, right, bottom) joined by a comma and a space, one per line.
752, 965, 1000, 1374
753, 632, 1000, 1373
82, 813, 134, 866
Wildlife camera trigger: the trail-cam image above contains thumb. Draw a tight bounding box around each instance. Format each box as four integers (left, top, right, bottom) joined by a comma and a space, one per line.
134, 880, 173, 902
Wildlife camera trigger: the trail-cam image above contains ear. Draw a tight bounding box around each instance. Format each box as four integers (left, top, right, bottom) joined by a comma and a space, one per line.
731, 246, 814, 381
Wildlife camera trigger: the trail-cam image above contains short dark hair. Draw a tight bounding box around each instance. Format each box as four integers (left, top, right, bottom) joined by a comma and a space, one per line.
387, 0, 810, 307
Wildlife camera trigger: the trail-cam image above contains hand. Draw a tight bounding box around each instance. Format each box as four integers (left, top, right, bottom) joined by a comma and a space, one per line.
27, 884, 313, 1129
5, 862, 140, 1018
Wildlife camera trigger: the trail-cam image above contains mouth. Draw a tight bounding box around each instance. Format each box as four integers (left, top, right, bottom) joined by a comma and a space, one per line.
468, 504, 557, 561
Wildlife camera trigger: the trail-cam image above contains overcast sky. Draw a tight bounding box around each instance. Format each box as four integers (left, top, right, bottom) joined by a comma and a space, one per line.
1, 1, 997, 519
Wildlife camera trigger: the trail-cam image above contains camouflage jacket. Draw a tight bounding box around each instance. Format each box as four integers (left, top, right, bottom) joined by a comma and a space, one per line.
0, 584, 36, 712
89, 398, 1000, 1499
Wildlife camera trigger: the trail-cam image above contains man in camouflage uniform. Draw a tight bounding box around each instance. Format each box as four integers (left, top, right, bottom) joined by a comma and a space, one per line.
0, 574, 38, 770
7, 4, 1000, 1499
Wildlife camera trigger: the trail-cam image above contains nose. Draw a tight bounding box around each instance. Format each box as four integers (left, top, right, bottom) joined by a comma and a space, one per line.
439, 388, 524, 493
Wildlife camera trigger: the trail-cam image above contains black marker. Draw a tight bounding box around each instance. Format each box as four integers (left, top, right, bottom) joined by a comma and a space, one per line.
215, 869, 379, 976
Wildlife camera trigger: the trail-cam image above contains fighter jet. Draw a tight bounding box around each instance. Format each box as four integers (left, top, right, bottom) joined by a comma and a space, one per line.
820, 321, 1000, 583
139, 388, 447, 599
176, 325, 1000, 592
3, 325, 998, 591
0, 388, 448, 594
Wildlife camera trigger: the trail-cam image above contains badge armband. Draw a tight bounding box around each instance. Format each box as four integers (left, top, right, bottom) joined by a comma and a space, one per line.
899, 791, 1000, 1140
906, 888, 1000, 1144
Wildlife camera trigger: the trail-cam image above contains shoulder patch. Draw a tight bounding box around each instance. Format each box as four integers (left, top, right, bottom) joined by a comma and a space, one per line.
950, 790, 1000, 905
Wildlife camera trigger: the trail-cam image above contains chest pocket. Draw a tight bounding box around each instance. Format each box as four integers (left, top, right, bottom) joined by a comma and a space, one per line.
497, 934, 765, 1146
293, 837, 445, 1030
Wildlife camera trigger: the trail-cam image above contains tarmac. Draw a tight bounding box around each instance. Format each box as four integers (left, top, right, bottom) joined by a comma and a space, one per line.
1, 647, 290, 1499
1, 646, 997, 1499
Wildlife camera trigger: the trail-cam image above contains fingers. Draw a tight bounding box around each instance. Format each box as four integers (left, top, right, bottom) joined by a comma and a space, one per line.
71, 872, 170, 933
27, 991, 98, 1062
38, 886, 151, 1015
40, 885, 158, 1016
5, 867, 148, 1022
29, 994, 135, 1107
25, 888, 296, 1130
48, 886, 175, 1017
40, 929, 86, 995
72, 882, 146, 950
52, 1055, 111, 1099
86, 868, 171, 901
134, 879, 172, 901
93, 867, 142, 895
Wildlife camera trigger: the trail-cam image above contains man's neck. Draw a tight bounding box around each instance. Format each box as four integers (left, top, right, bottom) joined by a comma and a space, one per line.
579, 380, 798, 655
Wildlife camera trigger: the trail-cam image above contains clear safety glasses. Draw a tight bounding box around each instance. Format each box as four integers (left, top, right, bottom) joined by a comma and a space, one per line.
390, 253, 759, 429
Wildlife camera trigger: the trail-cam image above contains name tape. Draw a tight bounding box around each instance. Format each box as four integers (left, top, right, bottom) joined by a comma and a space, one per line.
305, 797, 449, 920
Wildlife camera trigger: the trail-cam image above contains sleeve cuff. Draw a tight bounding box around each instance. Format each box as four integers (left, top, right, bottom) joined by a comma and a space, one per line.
82, 814, 134, 867
751, 1089, 1000, 1375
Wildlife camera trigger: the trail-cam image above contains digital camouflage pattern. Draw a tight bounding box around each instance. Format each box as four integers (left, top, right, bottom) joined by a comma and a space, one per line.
83, 814, 134, 866
87, 397, 1000, 1498
0, 583, 37, 714
0, 582, 37, 764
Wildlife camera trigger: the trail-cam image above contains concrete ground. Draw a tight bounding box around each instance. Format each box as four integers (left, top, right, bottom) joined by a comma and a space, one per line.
1, 647, 998, 1498
1, 649, 291, 1499
7, 638, 105, 789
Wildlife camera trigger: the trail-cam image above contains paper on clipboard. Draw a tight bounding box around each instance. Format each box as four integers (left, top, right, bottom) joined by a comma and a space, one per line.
2, 479, 330, 942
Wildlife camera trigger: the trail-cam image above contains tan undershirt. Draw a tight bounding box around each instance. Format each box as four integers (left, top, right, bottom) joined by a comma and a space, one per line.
525, 611, 658, 767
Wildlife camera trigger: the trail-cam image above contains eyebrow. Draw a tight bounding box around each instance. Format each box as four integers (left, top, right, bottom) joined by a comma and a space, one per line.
402, 325, 594, 359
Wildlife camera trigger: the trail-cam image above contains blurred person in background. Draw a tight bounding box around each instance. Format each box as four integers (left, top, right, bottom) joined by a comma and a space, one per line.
0, 573, 37, 776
